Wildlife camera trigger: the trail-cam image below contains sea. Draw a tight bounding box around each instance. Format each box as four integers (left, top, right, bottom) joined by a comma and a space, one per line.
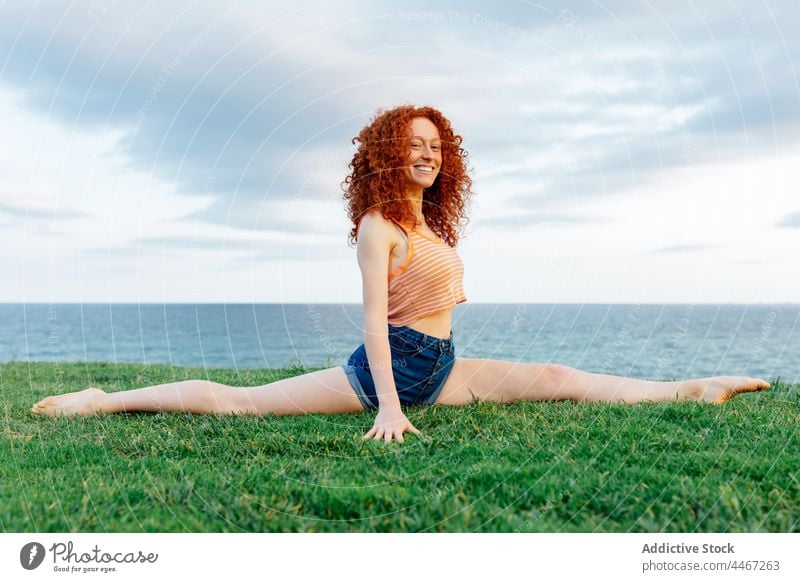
1, 303, 797, 382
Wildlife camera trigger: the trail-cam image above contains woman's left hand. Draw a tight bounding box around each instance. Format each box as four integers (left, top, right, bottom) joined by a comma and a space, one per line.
362, 404, 421, 443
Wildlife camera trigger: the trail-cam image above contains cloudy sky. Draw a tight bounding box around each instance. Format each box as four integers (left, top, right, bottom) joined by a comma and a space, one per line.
1, 0, 798, 304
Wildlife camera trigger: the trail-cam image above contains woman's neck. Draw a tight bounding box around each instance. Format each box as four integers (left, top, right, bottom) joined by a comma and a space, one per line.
406, 190, 424, 225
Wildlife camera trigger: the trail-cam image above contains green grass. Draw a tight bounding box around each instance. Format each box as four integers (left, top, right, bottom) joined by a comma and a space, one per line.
2, 361, 798, 532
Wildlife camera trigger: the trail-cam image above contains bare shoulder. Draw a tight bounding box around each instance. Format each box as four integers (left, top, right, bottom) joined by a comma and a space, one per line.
355, 210, 399, 288
357, 210, 399, 249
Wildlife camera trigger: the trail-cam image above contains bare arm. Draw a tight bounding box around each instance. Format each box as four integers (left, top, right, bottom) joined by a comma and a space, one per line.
355, 211, 421, 443
356, 212, 399, 408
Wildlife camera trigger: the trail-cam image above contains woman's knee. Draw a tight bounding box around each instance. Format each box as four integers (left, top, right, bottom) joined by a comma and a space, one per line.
196, 380, 249, 415
519, 363, 575, 401
545, 363, 575, 385
499, 361, 572, 402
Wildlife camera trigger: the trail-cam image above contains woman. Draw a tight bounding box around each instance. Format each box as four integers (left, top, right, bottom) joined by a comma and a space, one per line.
31, 105, 771, 443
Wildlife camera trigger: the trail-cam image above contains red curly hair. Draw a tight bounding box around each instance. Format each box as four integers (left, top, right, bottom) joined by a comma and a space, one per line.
342, 105, 473, 247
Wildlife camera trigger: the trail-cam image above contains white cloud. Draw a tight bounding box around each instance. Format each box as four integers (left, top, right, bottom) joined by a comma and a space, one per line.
1, 1, 798, 302
461, 146, 800, 303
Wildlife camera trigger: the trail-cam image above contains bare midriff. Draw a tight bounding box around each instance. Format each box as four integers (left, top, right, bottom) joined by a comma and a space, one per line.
403, 306, 454, 340
387, 224, 454, 340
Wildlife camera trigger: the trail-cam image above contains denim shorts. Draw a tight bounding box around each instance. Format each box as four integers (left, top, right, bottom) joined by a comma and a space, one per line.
341, 323, 456, 410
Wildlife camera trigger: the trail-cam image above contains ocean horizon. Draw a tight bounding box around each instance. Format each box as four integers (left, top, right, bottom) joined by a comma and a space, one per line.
1, 303, 797, 383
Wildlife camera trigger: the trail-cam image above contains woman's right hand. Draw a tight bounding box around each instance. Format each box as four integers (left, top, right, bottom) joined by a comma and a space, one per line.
362, 404, 421, 443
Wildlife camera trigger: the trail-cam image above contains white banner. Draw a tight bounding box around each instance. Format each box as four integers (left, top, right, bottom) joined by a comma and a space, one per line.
2, 533, 797, 581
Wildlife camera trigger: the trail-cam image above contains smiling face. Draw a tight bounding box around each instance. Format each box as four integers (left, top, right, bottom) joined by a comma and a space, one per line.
402, 117, 442, 193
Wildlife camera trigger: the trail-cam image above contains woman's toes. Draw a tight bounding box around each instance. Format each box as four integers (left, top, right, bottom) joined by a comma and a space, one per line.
745, 378, 769, 392
30, 387, 107, 417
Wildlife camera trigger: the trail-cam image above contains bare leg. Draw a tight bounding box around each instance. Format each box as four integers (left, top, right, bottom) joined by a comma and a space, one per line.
546, 365, 770, 404
31, 367, 365, 418
436, 358, 771, 406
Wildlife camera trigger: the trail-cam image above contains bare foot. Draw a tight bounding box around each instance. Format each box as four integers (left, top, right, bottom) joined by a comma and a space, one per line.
31, 387, 107, 417
684, 376, 770, 404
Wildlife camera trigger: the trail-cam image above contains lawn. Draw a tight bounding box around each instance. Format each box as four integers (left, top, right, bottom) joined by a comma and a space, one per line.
2, 361, 797, 532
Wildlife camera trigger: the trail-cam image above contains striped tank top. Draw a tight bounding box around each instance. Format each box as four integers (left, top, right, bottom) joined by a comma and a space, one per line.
386, 218, 467, 326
